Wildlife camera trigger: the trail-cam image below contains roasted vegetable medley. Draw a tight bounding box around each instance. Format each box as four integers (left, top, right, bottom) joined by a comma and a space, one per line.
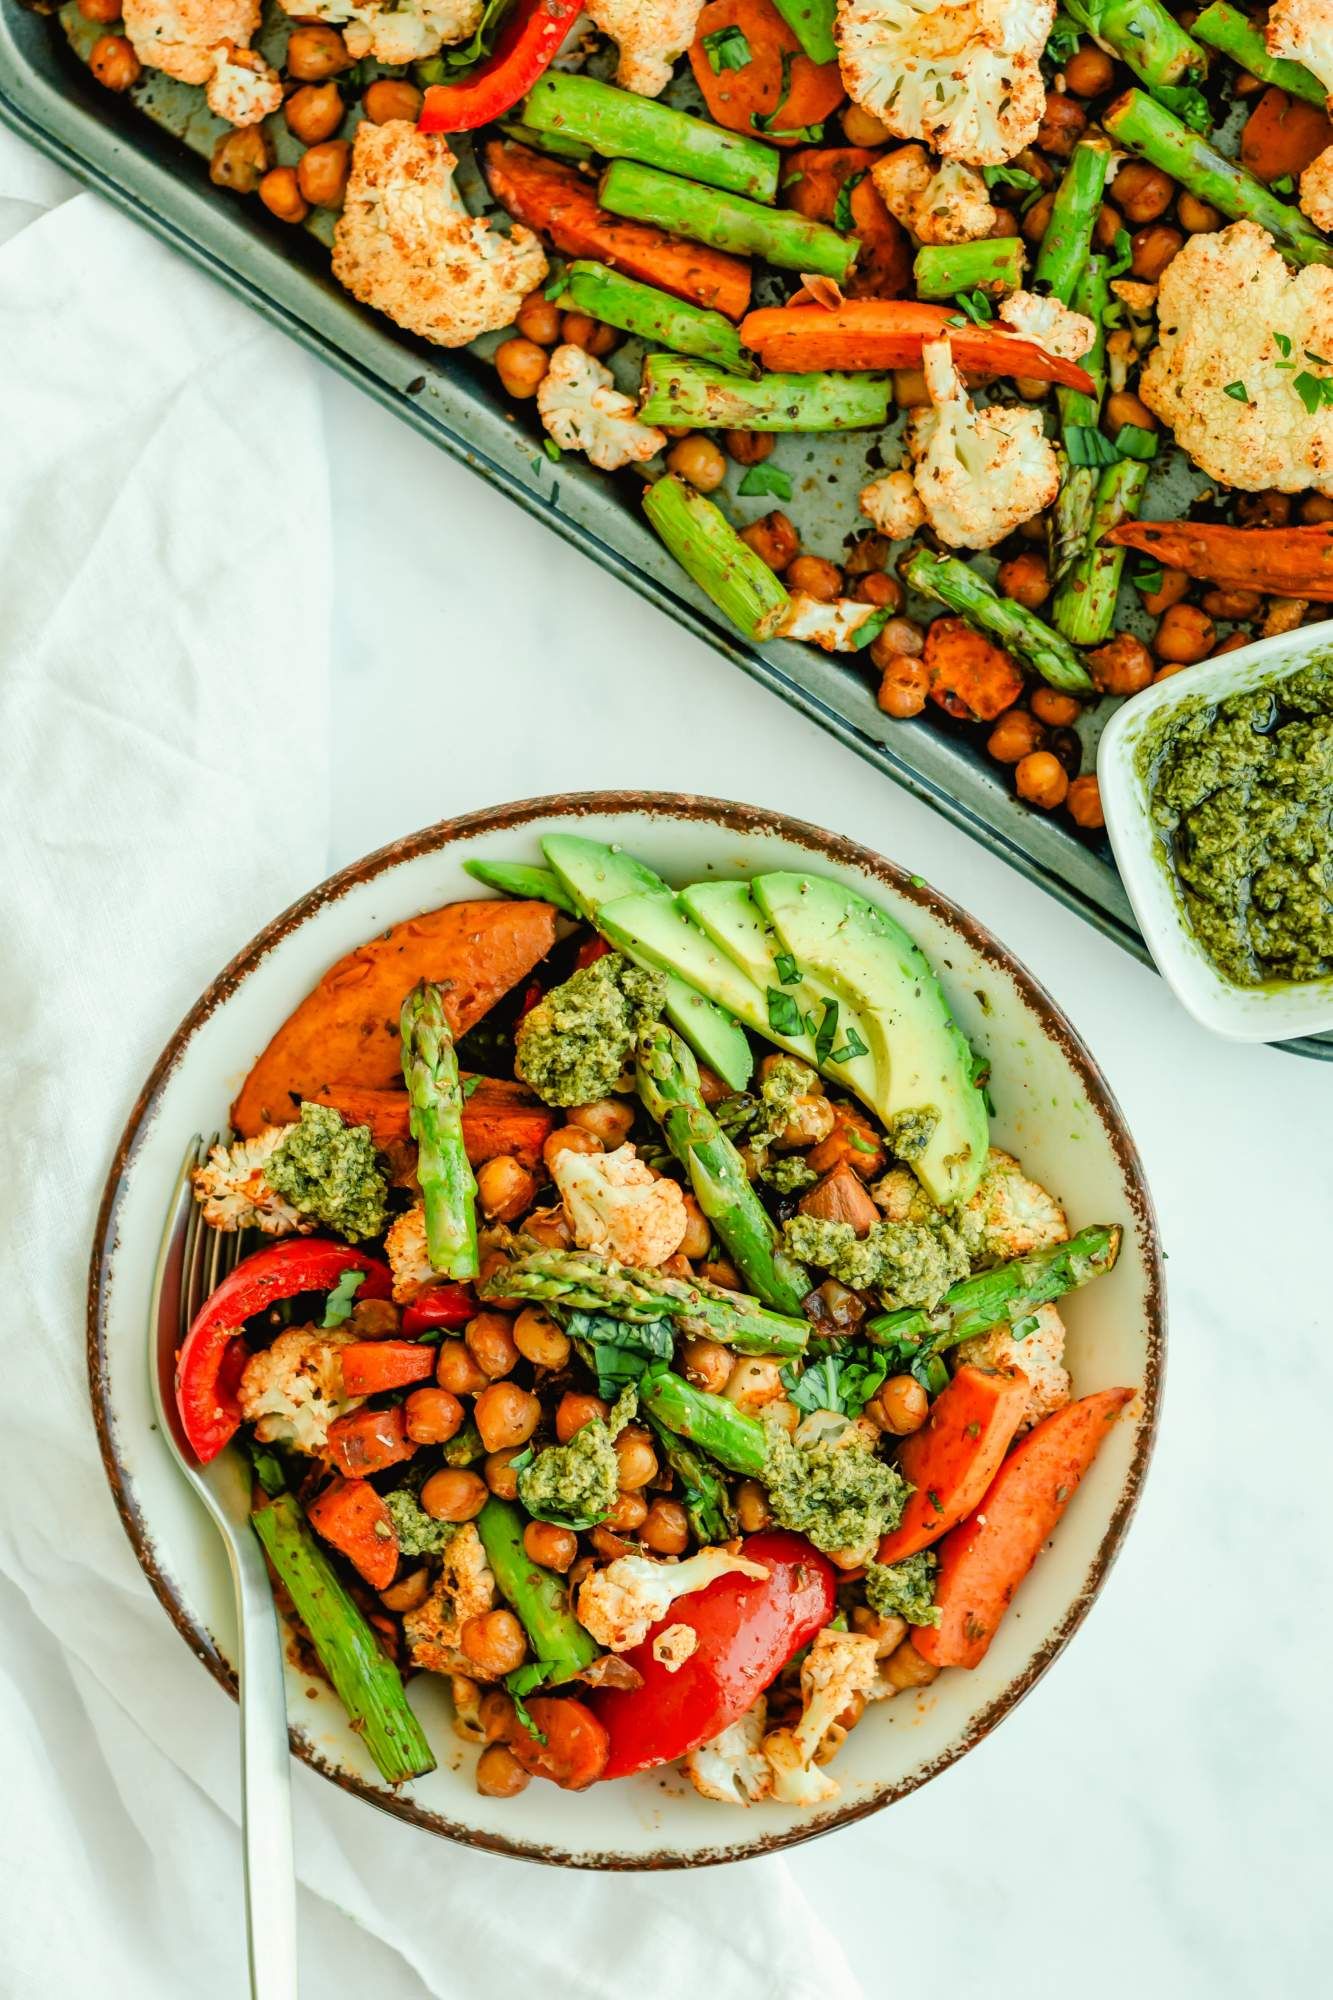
176, 836, 1134, 1805
70, 0, 1333, 839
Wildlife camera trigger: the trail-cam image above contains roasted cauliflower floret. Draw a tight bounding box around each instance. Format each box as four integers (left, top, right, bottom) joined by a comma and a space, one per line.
685, 1698, 774, 1804
870, 1163, 940, 1224
278, 0, 483, 64
205, 40, 282, 125
122, 0, 260, 84
1300, 147, 1333, 234
1139, 221, 1333, 496
955, 1146, 1068, 1263
836, 0, 1054, 166
652, 1622, 699, 1672
870, 145, 999, 242
386, 1203, 434, 1302
332, 121, 547, 349
550, 1142, 688, 1267
860, 467, 927, 540
238, 1325, 360, 1452
998, 289, 1096, 361
957, 1301, 1070, 1428
537, 344, 666, 471
585, 0, 705, 96
1265, 0, 1333, 99
192, 1127, 305, 1235
776, 592, 886, 652
402, 1525, 497, 1676
907, 333, 1060, 548
762, 1628, 880, 1805
576, 1548, 769, 1652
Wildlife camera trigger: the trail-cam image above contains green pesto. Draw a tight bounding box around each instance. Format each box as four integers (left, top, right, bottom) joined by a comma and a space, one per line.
885, 1107, 940, 1163
762, 1421, 909, 1562
514, 952, 667, 1106
384, 1488, 457, 1559
1136, 663, 1333, 987
716, 1056, 817, 1170
442, 1421, 485, 1467
865, 1552, 941, 1628
516, 1386, 637, 1529
782, 1211, 970, 1308
760, 1154, 820, 1195
266, 1102, 388, 1242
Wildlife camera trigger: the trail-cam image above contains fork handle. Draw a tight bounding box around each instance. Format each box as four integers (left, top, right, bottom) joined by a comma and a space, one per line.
232, 1536, 299, 1999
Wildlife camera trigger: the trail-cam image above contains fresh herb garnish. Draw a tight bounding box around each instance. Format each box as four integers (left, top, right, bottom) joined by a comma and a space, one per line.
1294, 370, 1333, 414
955, 289, 994, 324
833, 169, 867, 234
702, 23, 751, 71
566, 1310, 673, 1400
321, 1268, 365, 1328
829, 1025, 870, 1063
505, 1661, 557, 1742
774, 950, 802, 985
542, 265, 567, 303
543, 438, 562, 462
781, 1348, 889, 1418
1271, 175, 1295, 195
1273, 331, 1293, 357
738, 462, 794, 501
1222, 380, 1250, 403
1045, 11, 1080, 63
1108, 227, 1133, 277
766, 985, 804, 1037
813, 997, 840, 1065
983, 163, 1039, 194
1113, 423, 1159, 462
1132, 560, 1165, 596
848, 1129, 878, 1154
1065, 425, 1121, 467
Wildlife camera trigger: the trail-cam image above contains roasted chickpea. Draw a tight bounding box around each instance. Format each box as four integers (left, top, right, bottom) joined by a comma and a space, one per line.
723, 428, 774, 465
524, 1203, 572, 1250
883, 1639, 940, 1692
420, 1468, 488, 1522
513, 291, 559, 345
543, 1125, 601, 1172
736, 1479, 772, 1532
1300, 493, 1333, 524
725, 1356, 785, 1411
1113, 160, 1176, 224
873, 615, 925, 660
476, 1247, 520, 1310
892, 365, 929, 407
462, 1608, 527, 1677
665, 434, 727, 492
1140, 566, 1190, 616
1130, 223, 1183, 281
78, 0, 122, 17
521, 1521, 578, 1574
851, 1605, 909, 1657
590, 1526, 639, 1562
1088, 632, 1155, 696
296, 138, 351, 209
613, 1426, 658, 1491
1105, 389, 1156, 435
436, 1338, 489, 1396
681, 1337, 731, 1393
474, 1381, 541, 1453
475, 1741, 529, 1797
513, 1306, 570, 1370
987, 205, 1020, 239
698, 1256, 740, 1288
1013, 374, 1050, 402
465, 1311, 519, 1381
1065, 773, 1105, 828
997, 550, 1051, 609
494, 335, 549, 400
1177, 190, 1221, 233
785, 554, 844, 601
739, 510, 799, 571
1201, 587, 1263, 622
475, 1153, 539, 1222
90, 33, 140, 90
986, 708, 1046, 764
362, 77, 423, 124
560, 311, 617, 356
1030, 687, 1082, 728
404, 1386, 465, 1445
1154, 602, 1215, 664
1036, 91, 1086, 155
842, 102, 891, 145
607, 1490, 649, 1532
556, 1391, 609, 1443
285, 81, 343, 144
379, 1566, 431, 1614
210, 126, 271, 193
348, 1297, 399, 1337
285, 24, 352, 79
484, 1448, 525, 1499
1021, 191, 1055, 245
567, 1097, 636, 1145
866, 1374, 929, 1435
1015, 749, 1070, 809
676, 1193, 711, 1263
695, 1063, 728, 1105
1236, 490, 1292, 529
844, 531, 890, 576
1048, 725, 1083, 778
1092, 200, 1123, 251
876, 652, 929, 719
640, 1498, 690, 1556
1063, 41, 1115, 95
853, 571, 903, 610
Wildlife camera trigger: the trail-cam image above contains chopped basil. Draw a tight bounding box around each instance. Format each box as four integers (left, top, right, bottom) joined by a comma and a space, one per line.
1132, 560, 1165, 596
829, 1025, 869, 1063
1108, 226, 1133, 277
813, 997, 840, 1065
780, 1348, 889, 1418
955, 289, 994, 325
983, 163, 1039, 193
1222, 380, 1250, 402
1113, 423, 1159, 462
543, 438, 562, 462
833, 169, 868, 235
766, 986, 804, 1037
1294, 370, 1333, 415
1273, 331, 1293, 358
1065, 425, 1120, 467
321, 1268, 365, 1328
774, 950, 802, 985
738, 462, 794, 501
702, 23, 752, 71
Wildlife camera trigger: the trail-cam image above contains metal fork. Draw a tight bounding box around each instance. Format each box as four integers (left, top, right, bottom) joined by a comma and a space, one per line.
150, 1137, 298, 2000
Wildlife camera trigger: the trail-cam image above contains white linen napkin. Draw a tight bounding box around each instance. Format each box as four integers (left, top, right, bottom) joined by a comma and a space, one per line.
0, 129, 861, 2000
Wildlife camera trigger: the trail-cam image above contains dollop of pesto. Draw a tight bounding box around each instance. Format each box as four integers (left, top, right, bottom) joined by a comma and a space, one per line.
762, 1420, 909, 1563
760, 1154, 820, 1195
782, 1212, 970, 1308
385, 1487, 457, 1559
516, 1385, 637, 1528
266, 1102, 388, 1242
1137, 663, 1333, 987
885, 1107, 940, 1163
865, 1552, 941, 1628
514, 953, 667, 1106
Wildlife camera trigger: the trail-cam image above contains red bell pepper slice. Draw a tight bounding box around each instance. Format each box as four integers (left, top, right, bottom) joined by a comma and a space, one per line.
574, 936, 611, 969
175, 1239, 392, 1465
340, 1339, 437, 1397
401, 1282, 476, 1337
418, 0, 581, 136
326, 1404, 417, 1479
587, 1530, 836, 1780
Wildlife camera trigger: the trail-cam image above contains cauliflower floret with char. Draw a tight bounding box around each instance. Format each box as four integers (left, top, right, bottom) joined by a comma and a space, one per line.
277, 0, 483, 64
870, 146, 999, 242
836, 0, 1054, 166
955, 1146, 1068, 1262
386, 1203, 434, 1302
402, 1525, 498, 1676
957, 1301, 1070, 1428
907, 333, 1060, 548
537, 344, 666, 471
1139, 222, 1333, 496
576, 1548, 770, 1652
585, 0, 706, 96
652, 1623, 698, 1672
762, 1628, 880, 1804
860, 468, 926, 540
192, 1127, 305, 1236
550, 1141, 688, 1267
122, 0, 260, 84
776, 592, 886, 652
998, 289, 1096, 361
332, 122, 547, 349
238, 1325, 361, 1452
1265, 0, 1333, 100
1300, 147, 1333, 233
685, 1698, 774, 1804
205, 41, 282, 125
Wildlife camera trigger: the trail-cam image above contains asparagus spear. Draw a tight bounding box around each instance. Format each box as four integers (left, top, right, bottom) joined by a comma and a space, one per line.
495, 120, 593, 161
476, 1498, 599, 1679
643, 475, 791, 641
904, 549, 1095, 693
524, 73, 780, 202
1033, 138, 1112, 306
914, 237, 1027, 301
636, 1022, 811, 1315
1192, 2, 1326, 106
638, 355, 891, 432
599, 160, 858, 281
1052, 457, 1152, 643
567, 261, 758, 377
771, 0, 837, 63
1051, 254, 1112, 580
639, 1368, 769, 1478
1063, 0, 1211, 132
644, 1411, 738, 1543
864, 1224, 1123, 1359
1104, 91, 1333, 269
400, 982, 478, 1280
463, 858, 579, 913
480, 1246, 811, 1356
250, 1492, 436, 1785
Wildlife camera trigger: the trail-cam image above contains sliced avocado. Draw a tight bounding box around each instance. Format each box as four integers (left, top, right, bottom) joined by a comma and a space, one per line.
750, 871, 988, 1206
543, 835, 753, 1091
680, 880, 880, 1104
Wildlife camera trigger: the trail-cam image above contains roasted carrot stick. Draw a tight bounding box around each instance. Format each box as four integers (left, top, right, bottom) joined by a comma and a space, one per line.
1105, 520, 1333, 600
783, 146, 911, 298
339, 1341, 436, 1397
914, 1386, 1134, 1670
688, 0, 846, 149
311, 1079, 557, 1170
739, 300, 1096, 389
876, 1365, 1030, 1565
307, 1478, 400, 1589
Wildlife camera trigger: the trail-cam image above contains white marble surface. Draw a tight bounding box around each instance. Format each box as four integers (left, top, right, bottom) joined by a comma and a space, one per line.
321, 371, 1331, 1997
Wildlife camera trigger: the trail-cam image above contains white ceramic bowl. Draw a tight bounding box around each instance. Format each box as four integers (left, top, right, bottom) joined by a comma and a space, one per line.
89, 794, 1163, 1868
1098, 623, 1333, 1042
